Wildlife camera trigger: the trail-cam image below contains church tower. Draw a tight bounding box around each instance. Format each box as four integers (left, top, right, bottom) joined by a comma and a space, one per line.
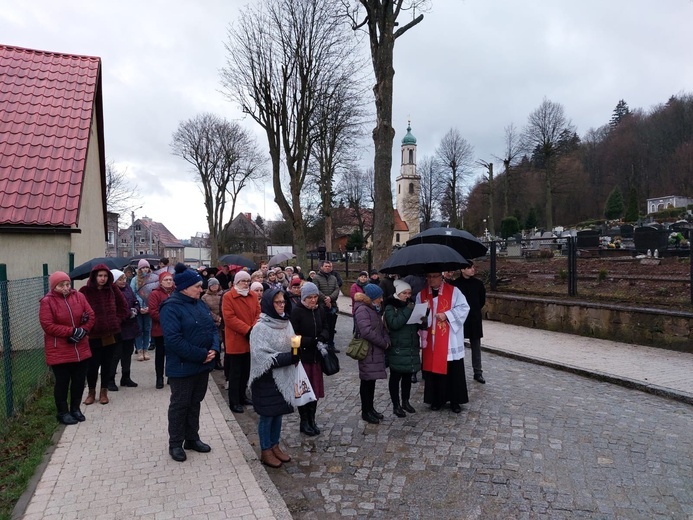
395, 122, 421, 241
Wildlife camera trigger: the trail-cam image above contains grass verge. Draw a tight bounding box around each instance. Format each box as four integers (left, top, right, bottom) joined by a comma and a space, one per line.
0, 382, 58, 520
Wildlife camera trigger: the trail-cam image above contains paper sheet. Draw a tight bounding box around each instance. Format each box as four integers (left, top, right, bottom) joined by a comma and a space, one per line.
406, 302, 429, 325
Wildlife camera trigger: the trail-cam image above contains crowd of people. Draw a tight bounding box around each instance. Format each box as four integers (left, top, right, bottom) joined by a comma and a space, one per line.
40, 256, 486, 465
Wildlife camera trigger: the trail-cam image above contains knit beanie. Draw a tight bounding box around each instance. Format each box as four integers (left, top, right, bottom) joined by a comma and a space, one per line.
234, 270, 251, 286
159, 271, 173, 283
364, 283, 383, 301
49, 271, 70, 291
110, 269, 125, 283
250, 282, 264, 292
393, 279, 412, 297
173, 262, 202, 291
290, 277, 301, 287
300, 281, 319, 301
207, 277, 220, 287
137, 259, 150, 269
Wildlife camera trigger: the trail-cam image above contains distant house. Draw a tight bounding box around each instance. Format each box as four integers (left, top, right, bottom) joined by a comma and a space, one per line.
118, 217, 185, 264
223, 212, 267, 254
646, 195, 693, 214
0, 44, 107, 279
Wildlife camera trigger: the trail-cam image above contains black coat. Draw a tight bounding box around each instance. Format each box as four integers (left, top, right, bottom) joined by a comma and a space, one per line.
289, 302, 329, 365
250, 352, 294, 417
453, 276, 486, 339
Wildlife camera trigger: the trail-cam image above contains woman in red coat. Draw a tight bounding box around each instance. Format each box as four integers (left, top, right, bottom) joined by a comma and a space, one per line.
149, 271, 175, 389
39, 271, 95, 424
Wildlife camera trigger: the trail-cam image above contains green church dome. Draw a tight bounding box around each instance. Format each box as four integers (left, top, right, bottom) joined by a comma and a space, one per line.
401, 123, 417, 145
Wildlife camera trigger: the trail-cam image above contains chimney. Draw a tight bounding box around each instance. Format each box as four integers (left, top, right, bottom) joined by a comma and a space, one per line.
245, 212, 252, 220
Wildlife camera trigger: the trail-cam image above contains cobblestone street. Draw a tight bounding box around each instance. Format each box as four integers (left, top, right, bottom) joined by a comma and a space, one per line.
213, 316, 693, 520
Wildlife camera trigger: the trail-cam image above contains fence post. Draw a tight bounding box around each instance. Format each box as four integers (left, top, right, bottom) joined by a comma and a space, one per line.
0, 264, 14, 418
69, 252, 75, 288
43, 263, 49, 294
690, 238, 692, 305
567, 237, 575, 296
345, 252, 350, 279
490, 241, 497, 291
367, 249, 372, 273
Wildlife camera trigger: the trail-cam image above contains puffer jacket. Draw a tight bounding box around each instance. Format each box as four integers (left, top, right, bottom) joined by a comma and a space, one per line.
353, 292, 389, 380
78, 264, 129, 339
222, 288, 261, 355
39, 289, 95, 366
289, 301, 329, 365
383, 296, 421, 374
159, 291, 220, 378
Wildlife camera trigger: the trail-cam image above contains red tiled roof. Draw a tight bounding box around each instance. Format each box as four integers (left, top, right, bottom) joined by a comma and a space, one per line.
393, 209, 409, 232
0, 44, 103, 227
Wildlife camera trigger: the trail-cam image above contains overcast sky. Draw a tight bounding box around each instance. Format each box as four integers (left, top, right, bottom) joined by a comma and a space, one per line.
3, 1, 692, 240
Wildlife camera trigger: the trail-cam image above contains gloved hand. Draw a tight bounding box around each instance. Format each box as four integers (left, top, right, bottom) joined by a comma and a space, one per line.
68, 327, 87, 343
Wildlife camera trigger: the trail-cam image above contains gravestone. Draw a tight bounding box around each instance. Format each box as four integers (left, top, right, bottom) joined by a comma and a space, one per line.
620, 224, 634, 238
633, 226, 669, 253
576, 229, 600, 248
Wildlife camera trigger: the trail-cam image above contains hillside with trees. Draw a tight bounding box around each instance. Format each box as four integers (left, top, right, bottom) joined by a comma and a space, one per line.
464, 93, 693, 236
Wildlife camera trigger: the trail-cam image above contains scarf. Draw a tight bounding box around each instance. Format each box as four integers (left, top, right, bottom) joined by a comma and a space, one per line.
248, 312, 296, 405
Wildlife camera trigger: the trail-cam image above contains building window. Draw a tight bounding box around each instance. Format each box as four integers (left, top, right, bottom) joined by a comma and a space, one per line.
121, 238, 127, 244
409, 182, 414, 194
140, 237, 146, 243
396, 233, 400, 243
408, 149, 413, 163
398, 184, 401, 194
135, 224, 141, 231
107, 231, 115, 245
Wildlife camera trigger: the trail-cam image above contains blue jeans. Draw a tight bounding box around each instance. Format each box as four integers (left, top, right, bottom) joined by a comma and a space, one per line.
135, 314, 152, 352
257, 415, 283, 450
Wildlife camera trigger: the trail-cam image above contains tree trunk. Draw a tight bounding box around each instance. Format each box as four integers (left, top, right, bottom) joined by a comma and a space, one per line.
370, 30, 396, 268
545, 167, 553, 230
324, 213, 333, 252
487, 163, 495, 238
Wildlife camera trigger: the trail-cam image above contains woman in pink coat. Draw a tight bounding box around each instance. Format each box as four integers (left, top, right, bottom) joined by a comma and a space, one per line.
39, 271, 95, 424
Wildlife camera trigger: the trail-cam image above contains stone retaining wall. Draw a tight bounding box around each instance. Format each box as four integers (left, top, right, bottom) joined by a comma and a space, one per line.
485, 293, 693, 353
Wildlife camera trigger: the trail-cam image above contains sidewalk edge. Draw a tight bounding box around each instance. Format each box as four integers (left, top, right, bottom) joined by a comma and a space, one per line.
482, 344, 693, 406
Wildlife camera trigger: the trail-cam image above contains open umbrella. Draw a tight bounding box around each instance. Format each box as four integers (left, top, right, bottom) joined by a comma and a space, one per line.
268, 252, 296, 267
406, 227, 488, 259
69, 257, 130, 280
379, 244, 469, 276
217, 254, 257, 270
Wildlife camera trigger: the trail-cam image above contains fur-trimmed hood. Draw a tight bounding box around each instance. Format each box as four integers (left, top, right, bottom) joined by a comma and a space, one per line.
353, 291, 372, 305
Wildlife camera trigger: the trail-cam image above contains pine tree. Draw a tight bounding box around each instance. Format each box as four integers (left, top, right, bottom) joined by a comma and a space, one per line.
609, 99, 630, 129
604, 187, 625, 220
500, 216, 520, 239
624, 187, 639, 222
525, 207, 538, 230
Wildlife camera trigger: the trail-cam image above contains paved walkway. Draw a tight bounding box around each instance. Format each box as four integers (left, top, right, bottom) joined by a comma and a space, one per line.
336, 294, 693, 404
15, 294, 692, 519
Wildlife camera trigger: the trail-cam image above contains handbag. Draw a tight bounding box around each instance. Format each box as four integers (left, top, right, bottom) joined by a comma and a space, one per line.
293, 361, 317, 406
319, 344, 340, 376
345, 332, 369, 361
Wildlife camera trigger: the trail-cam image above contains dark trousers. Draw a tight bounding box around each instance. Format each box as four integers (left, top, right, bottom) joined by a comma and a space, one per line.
325, 309, 338, 347
227, 352, 250, 406
423, 359, 469, 407
359, 379, 376, 413
168, 371, 209, 448
109, 339, 134, 383
388, 371, 413, 405
87, 340, 117, 389
468, 337, 482, 376
52, 360, 89, 413
154, 335, 166, 379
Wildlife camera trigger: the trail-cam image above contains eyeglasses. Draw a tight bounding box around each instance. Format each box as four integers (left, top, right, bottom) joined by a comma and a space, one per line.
274, 300, 286, 305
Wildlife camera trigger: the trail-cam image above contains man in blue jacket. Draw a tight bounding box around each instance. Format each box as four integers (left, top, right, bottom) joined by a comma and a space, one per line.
160, 263, 220, 462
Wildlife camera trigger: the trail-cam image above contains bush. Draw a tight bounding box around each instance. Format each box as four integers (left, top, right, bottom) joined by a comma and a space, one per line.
500, 216, 520, 239
598, 269, 608, 282
539, 248, 554, 258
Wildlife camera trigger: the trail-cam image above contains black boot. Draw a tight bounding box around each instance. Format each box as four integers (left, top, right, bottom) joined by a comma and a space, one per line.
107, 380, 119, 392
402, 400, 416, 414
156, 376, 164, 389
120, 372, 138, 388
299, 405, 317, 436
393, 402, 406, 418
308, 401, 320, 435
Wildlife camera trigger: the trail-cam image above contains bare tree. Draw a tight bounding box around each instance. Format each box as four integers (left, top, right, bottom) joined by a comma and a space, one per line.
171, 113, 264, 265
105, 160, 140, 222
494, 123, 522, 218
344, 0, 428, 266
477, 160, 495, 237
418, 155, 441, 229
436, 128, 475, 228
310, 62, 370, 252
222, 0, 355, 268
522, 98, 575, 230
337, 166, 375, 243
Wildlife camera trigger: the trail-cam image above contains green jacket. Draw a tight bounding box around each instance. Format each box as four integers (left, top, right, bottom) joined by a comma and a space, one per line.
383, 297, 421, 374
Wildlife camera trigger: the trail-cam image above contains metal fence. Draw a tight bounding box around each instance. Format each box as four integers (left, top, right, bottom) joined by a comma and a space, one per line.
307, 250, 373, 278
0, 265, 50, 437
481, 237, 693, 310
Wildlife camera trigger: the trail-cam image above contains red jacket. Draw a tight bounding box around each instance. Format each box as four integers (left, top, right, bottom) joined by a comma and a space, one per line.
222, 288, 260, 355
39, 289, 95, 366
78, 264, 129, 339
149, 285, 174, 338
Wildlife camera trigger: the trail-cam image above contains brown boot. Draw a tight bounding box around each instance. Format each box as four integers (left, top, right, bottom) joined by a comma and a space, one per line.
272, 444, 291, 463
83, 388, 96, 405
99, 388, 109, 405
260, 449, 282, 468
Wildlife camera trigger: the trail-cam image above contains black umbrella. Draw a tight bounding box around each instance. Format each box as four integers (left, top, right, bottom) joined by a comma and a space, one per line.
218, 254, 257, 270
268, 252, 296, 267
69, 257, 130, 280
406, 227, 488, 259
379, 244, 469, 276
